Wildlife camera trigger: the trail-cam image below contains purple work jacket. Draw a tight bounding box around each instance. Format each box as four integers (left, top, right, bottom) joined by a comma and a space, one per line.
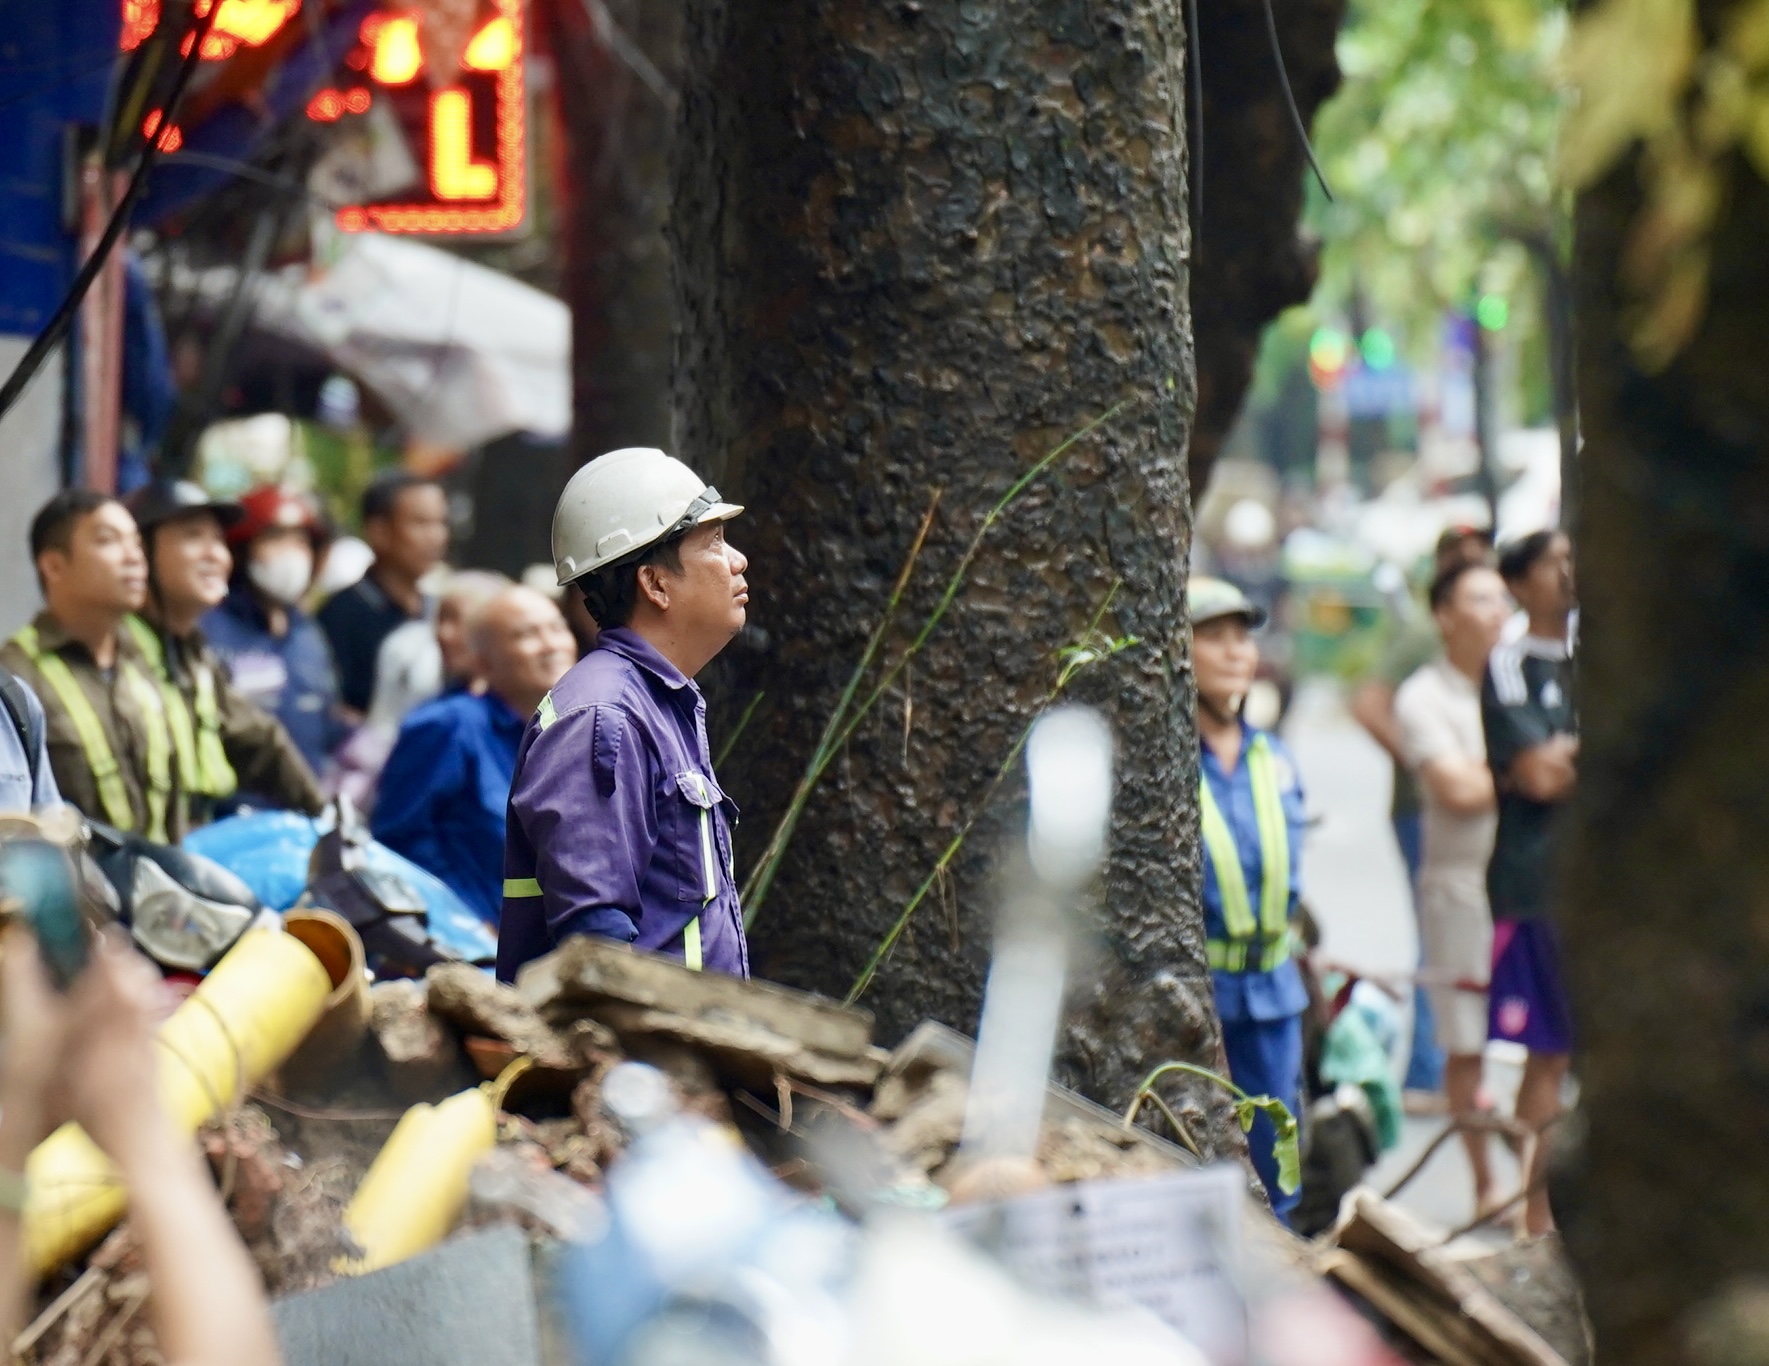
496, 628, 748, 983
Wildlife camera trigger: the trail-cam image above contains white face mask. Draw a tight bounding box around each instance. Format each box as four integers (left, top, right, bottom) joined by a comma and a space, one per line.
248, 548, 314, 605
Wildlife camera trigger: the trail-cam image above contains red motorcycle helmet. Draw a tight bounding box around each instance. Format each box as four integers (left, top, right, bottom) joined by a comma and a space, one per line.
228, 485, 329, 550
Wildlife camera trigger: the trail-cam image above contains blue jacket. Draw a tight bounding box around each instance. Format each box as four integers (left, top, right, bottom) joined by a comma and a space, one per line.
497, 628, 747, 983
372, 690, 524, 924
204, 588, 345, 776
1201, 722, 1309, 1023
0, 674, 60, 814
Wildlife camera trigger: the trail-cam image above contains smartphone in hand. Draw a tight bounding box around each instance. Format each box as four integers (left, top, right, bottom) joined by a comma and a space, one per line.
0, 839, 88, 989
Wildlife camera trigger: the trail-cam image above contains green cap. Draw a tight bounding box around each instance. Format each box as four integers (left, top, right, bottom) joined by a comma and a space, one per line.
1188, 575, 1268, 629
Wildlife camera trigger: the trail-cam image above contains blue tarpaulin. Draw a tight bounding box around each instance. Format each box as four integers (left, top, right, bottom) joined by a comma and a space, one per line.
185, 810, 500, 965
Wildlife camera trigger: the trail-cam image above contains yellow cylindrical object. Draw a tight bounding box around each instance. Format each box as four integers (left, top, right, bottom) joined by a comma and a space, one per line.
338, 1087, 497, 1275
277, 909, 370, 1092
156, 926, 333, 1131
20, 1126, 127, 1280
24, 927, 332, 1274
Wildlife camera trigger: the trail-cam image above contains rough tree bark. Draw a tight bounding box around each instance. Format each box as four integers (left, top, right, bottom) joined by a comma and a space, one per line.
1187, 0, 1344, 493
672, 0, 1242, 1151
1559, 93, 1769, 1366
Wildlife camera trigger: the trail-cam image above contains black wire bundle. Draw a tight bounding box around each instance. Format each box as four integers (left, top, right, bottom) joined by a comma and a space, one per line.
0, 0, 219, 425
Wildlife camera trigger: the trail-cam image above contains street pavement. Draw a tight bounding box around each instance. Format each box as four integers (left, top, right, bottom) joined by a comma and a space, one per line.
1283, 680, 1522, 1242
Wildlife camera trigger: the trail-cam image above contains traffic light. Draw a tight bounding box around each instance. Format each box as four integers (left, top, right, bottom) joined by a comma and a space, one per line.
1359, 327, 1396, 371
1308, 326, 1351, 388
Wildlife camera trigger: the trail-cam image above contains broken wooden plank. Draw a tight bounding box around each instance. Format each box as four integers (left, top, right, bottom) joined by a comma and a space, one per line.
588, 1002, 883, 1089
1317, 1247, 1493, 1366
517, 938, 875, 1059
1318, 1188, 1569, 1366
514, 937, 882, 1089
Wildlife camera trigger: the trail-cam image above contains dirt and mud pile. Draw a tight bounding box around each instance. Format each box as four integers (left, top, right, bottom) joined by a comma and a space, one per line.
15, 938, 1185, 1365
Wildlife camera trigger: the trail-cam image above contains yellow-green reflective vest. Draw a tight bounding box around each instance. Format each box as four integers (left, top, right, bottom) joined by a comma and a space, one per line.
1198, 733, 1293, 974
124, 616, 238, 801
10, 625, 172, 842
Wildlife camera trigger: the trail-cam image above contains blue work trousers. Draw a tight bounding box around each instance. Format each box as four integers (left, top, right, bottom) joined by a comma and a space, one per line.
1220, 1011, 1304, 1225
1393, 812, 1445, 1092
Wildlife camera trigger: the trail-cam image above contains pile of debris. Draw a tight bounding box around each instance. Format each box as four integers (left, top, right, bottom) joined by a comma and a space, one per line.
14, 931, 1594, 1366
16, 936, 1188, 1366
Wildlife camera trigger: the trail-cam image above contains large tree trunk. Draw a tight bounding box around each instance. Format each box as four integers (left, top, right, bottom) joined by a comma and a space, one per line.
672, 0, 1241, 1151
1187, 0, 1344, 494
1560, 121, 1769, 1366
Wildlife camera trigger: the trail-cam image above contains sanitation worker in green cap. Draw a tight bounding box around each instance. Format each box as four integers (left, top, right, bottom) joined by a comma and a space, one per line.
1190, 575, 1308, 1224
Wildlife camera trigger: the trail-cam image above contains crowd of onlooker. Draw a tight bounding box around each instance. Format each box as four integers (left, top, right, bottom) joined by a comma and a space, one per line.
0, 457, 1584, 1257
205, 471, 587, 921
0, 468, 592, 932
1352, 524, 1578, 1236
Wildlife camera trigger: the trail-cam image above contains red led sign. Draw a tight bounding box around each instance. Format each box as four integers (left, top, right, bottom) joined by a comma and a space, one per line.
123, 0, 302, 57
119, 0, 527, 237
325, 0, 527, 236
122, 0, 306, 149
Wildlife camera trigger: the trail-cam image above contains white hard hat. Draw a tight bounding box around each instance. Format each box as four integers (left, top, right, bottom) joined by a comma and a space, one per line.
551, 447, 744, 586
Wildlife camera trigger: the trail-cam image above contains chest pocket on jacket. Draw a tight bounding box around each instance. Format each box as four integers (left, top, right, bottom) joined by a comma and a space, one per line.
668, 770, 732, 904
0, 757, 30, 813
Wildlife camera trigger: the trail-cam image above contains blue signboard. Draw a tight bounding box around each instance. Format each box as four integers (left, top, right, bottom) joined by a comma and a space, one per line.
0, 0, 120, 335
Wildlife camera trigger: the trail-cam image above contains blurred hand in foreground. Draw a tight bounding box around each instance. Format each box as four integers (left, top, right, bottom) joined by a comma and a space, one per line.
0, 926, 281, 1366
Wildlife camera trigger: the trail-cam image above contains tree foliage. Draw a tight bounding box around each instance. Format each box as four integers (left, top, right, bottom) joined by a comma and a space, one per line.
1308, 0, 1568, 337
1562, 0, 1769, 369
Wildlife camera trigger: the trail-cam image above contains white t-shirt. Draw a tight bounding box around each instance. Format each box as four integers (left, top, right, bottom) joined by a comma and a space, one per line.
1395, 655, 1496, 888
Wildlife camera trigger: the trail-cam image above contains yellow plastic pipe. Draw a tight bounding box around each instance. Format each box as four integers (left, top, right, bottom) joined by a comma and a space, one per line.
23, 927, 332, 1274
338, 1087, 497, 1274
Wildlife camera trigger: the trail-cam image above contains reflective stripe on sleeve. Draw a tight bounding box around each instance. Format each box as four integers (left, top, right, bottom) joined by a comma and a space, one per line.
503, 877, 542, 897
536, 693, 557, 730
683, 916, 703, 971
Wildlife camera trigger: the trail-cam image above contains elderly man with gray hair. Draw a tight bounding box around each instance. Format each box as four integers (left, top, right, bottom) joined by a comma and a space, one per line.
371, 584, 578, 923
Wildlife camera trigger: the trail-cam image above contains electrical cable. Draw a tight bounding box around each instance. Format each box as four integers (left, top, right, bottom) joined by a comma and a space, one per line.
1186, 0, 1204, 240
1259, 0, 1333, 201
158, 207, 283, 477
145, 4, 346, 351
161, 150, 345, 207
0, 0, 218, 427
151, 0, 357, 474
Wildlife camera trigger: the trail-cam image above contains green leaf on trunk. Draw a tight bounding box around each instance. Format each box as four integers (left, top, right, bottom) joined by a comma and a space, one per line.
1233, 1094, 1302, 1195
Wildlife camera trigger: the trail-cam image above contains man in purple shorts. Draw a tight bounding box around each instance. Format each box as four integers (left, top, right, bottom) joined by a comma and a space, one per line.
1482, 528, 1577, 1235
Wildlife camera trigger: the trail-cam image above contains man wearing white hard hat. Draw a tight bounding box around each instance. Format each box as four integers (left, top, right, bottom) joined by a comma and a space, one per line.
496, 449, 751, 981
